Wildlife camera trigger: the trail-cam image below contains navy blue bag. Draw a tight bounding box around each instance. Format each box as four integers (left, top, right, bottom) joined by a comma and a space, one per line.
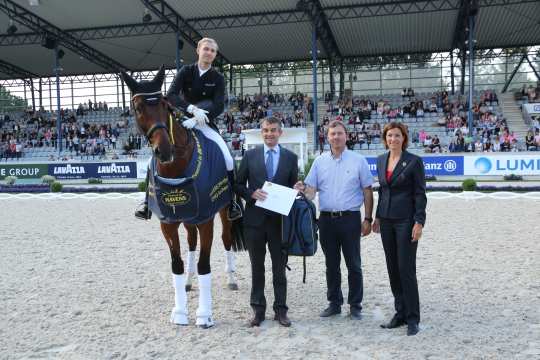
282, 193, 318, 283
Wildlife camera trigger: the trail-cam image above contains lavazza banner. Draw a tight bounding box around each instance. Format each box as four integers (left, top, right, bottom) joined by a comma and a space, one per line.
48, 162, 137, 179
464, 154, 540, 176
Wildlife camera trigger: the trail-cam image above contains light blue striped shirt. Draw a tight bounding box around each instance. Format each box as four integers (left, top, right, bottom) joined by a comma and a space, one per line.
304, 149, 373, 211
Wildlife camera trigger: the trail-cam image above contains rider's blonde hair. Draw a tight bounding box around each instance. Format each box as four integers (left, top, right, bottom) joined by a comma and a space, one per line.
197, 37, 219, 51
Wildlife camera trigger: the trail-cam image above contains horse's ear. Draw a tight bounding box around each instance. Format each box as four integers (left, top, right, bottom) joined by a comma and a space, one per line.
153, 65, 165, 86
120, 71, 138, 93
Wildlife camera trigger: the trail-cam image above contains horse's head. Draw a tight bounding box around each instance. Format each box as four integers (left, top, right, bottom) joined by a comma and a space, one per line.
120, 66, 173, 164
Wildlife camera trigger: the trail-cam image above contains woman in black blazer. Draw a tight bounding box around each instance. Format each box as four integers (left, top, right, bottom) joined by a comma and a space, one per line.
373, 122, 427, 336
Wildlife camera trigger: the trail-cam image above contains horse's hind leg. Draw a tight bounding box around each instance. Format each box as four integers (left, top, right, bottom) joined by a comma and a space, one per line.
219, 208, 238, 290
183, 223, 198, 291
161, 222, 188, 326
195, 219, 215, 328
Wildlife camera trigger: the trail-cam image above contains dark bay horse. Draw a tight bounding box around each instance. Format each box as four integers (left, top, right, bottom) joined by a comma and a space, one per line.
121, 67, 237, 328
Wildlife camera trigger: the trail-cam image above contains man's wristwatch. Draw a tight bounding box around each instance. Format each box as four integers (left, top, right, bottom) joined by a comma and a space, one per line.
364, 217, 373, 223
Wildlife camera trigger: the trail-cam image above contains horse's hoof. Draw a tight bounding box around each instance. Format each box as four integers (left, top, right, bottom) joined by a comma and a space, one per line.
170, 309, 189, 326
227, 283, 239, 291
196, 316, 215, 329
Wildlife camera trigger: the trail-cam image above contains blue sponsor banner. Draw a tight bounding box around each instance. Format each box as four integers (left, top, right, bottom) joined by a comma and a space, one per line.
365, 156, 464, 176
48, 162, 137, 179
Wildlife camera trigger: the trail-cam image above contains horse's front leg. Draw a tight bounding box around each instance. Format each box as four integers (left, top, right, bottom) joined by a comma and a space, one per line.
161, 222, 188, 326
219, 207, 238, 290
183, 223, 198, 291
195, 219, 215, 328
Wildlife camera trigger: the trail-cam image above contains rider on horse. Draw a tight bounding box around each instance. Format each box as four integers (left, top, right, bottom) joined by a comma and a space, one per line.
135, 37, 242, 222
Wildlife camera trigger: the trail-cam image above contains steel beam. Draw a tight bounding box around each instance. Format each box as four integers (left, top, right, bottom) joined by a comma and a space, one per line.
140, 0, 230, 65
0, 58, 37, 88
298, 0, 342, 61
0, 0, 127, 72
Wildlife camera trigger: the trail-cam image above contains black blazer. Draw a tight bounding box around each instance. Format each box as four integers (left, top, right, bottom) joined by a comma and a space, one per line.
235, 145, 298, 227
166, 63, 225, 122
375, 150, 427, 226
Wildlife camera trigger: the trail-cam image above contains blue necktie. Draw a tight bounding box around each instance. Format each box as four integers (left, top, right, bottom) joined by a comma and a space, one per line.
266, 149, 274, 180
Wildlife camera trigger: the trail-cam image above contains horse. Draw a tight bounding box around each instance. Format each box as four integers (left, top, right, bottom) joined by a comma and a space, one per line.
121, 66, 242, 328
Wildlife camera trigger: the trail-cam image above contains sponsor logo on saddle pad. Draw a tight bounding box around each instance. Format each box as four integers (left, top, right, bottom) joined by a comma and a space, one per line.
97, 163, 131, 174
161, 189, 191, 206
53, 164, 86, 175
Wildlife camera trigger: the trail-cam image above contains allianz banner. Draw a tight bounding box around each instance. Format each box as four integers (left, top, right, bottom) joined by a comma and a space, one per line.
48, 162, 137, 179
366, 156, 464, 176
0, 163, 49, 180
464, 154, 540, 176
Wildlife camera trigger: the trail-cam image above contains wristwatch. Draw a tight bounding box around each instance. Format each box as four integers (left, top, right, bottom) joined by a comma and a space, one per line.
364, 217, 373, 223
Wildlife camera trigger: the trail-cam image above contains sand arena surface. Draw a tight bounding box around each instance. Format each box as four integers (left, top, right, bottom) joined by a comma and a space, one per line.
1, 196, 539, 359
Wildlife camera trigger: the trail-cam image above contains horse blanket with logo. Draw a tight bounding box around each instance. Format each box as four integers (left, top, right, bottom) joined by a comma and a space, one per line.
147, 129, 231, 225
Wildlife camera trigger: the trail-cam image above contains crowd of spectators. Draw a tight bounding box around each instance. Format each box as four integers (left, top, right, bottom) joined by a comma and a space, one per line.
0, 106, 134, 161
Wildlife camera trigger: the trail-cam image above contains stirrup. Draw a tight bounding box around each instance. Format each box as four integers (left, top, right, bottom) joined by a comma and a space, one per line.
227, 200, 242, 221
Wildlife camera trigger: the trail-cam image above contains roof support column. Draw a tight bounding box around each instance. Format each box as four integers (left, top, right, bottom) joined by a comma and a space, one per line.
467, 13, 476, 135
54, 45, 62, 153
121, 77, 127, 110
329, 60, 335, 101
339, 59, 344, 99
38, 78, 42, 109
30, 78, 35, 111
176, 34, 183, 74
311, 22, 319, 154
450, 50, 455, 95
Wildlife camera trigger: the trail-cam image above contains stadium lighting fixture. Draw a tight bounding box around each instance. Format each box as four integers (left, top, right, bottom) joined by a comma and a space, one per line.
142, 9, 152, 23
6, 19, 17, 35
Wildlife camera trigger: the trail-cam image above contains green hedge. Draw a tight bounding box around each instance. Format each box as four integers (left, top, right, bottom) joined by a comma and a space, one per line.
462, 178, 477, 191
50, 181, 63, 192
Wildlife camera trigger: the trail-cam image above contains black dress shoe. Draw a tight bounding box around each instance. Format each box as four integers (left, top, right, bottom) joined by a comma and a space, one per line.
274, 310, 291, 327
380, 315, 406, 329
250, 312, 265, 327
407, 322, 420, 336
320, 305, 341, 317
134, 202, 152, 220
350, 306, 362, 320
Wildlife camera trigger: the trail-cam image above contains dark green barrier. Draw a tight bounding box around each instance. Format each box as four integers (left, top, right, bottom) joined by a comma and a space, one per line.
0, 163, 49, 180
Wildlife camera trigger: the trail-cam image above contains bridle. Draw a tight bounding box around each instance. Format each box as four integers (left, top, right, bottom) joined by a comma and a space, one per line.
131, 91, 176, 146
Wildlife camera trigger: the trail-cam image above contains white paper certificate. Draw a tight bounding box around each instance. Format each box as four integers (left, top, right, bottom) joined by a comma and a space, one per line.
255, 181, 298, 216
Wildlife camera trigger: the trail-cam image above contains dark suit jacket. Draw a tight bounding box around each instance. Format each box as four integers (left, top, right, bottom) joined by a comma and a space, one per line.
235, 145, 298, 228
166, 63, 225, 123
375, 150, 427, 226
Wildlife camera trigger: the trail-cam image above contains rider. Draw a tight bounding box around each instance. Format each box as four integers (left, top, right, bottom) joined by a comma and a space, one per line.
135, 37, 242, 221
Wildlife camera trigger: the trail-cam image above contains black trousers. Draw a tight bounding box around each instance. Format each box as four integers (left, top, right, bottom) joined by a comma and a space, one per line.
244, 215, 287, 313
319, 212, 363, 309
380, 218, 420, 325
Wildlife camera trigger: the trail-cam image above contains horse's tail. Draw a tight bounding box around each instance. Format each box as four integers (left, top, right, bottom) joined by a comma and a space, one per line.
230, 200, 247, 252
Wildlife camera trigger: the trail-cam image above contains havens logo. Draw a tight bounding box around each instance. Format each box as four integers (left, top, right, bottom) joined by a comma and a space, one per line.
53, 164, 85, 175
162, 189, 191, 206
97, 163, 130, 174
474, 157, 492, 174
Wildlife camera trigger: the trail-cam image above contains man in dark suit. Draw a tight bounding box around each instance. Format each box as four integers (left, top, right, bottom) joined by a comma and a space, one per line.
235, 116, 298, 327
